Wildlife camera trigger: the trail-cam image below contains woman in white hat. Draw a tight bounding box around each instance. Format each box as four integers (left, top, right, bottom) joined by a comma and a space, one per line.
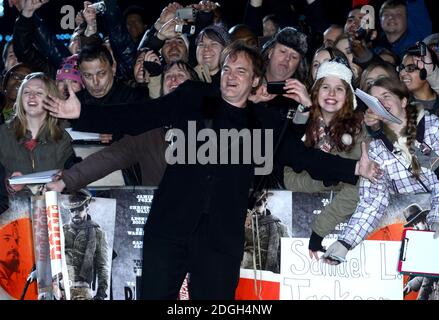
323, 77, 439, 264
283, 59, 369, 260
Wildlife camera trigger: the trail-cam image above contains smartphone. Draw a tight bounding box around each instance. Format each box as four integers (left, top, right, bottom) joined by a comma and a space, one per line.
175, 24, 196, 35
176, 7, 196, 20
267, 81, 287, 94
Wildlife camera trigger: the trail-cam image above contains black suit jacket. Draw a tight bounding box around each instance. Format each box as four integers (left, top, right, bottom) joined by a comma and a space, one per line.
73, 81, 358, 258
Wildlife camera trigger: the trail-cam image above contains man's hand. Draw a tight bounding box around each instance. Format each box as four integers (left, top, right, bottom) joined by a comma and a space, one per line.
99, 134, 113, 144
45, 178, 66, 193
21, 0, 49, 18
355, 142, 382, 184
154, 2, 183, 31
321, 241, 348, 265
43, 81, 81, 119
157, 17, 182, 40
248, 85, 276, 104
430, 222, 439, 239
83, 1, 97, 36
192, 1, 219, 13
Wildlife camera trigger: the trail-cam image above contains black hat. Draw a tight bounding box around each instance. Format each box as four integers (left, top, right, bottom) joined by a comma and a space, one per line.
403, 203, 429, 228
61, 189, 92, 210
263, 27, 308, 56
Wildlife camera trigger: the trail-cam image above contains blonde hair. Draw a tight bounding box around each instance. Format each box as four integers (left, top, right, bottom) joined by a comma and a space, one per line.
12, 72, 64, 141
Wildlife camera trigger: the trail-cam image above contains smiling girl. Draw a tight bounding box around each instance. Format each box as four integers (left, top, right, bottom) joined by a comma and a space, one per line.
323, 77, 439, 264
0, 72, 74, 192
283, 60, 368, 259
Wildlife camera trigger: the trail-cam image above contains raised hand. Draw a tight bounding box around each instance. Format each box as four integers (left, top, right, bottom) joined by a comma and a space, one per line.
192, 1, 219, 13
83, 1, 97, 36
248, 84, 277, 104
157, 17, 182, 40
282, 79, 312, 107
413, 42, 435, 76
155, 2, 183, 31
21, 0, 50, 18
43, 81, 81, 119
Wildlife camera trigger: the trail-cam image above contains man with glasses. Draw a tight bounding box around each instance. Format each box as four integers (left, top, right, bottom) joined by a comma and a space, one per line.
61, 189, 109, 300
398, 47, 439, 115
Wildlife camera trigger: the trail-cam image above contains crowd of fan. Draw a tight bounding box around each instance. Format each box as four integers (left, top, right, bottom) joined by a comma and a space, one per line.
0, 0, 439, 271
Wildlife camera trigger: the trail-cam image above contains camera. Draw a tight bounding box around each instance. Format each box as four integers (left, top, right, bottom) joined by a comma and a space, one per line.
174, 24, 196, 35
267, 81, 287, 94
406, 42, 427, 57
143, 61, 163, 77
176, 7, 197, 20
89, 1, 106, 14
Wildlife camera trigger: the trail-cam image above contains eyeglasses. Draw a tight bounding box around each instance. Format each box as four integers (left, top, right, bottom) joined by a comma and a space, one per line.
397, 63, 419, 73
9, 72, 27, 82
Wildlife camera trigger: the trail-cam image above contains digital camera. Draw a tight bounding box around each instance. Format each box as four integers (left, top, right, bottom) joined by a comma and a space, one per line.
89, 1, 106, 14
176, 7, 197, 20
406, 42, 427, 57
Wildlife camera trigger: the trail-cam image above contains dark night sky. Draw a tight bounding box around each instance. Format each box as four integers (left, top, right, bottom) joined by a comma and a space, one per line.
0, 0, 250, 35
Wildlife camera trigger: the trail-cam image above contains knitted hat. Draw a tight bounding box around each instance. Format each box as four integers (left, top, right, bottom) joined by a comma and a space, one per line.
314, 60, 357, 109
263, 27, 308, 56
56, 54, 84, 88
196, 24, 231, 47
165, 34, 190, 51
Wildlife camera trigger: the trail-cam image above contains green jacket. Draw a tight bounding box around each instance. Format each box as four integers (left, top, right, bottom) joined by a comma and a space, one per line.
0, 122, 74, 177
284, 126, 369, 237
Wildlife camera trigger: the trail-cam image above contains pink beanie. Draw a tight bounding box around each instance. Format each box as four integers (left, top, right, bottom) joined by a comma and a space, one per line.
56, 54, 84, 88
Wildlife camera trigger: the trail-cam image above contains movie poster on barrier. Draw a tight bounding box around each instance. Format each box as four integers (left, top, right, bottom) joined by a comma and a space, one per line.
0, 195, 37, 300
237, 190, 432, 300
280, 238, 403, 300
57, 192, 116, 300
95, 187, 192, 300
95, 187, 156, 300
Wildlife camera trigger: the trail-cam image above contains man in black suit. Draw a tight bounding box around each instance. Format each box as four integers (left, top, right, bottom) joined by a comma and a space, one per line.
44, 42, 379, 300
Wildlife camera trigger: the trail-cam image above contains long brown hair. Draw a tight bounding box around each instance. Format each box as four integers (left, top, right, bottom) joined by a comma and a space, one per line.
369, 77, 421, 177
304, 77, 363, 152
12, 72, 64, 142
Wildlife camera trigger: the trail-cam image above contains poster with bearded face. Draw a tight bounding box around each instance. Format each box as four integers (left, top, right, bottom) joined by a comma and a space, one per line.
0, 194, 37, 300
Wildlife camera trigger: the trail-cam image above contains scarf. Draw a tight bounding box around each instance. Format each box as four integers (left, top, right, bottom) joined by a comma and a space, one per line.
314, 116, 334, 153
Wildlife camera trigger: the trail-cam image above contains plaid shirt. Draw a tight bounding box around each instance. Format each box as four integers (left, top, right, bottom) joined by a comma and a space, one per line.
339, 114, 439, 249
